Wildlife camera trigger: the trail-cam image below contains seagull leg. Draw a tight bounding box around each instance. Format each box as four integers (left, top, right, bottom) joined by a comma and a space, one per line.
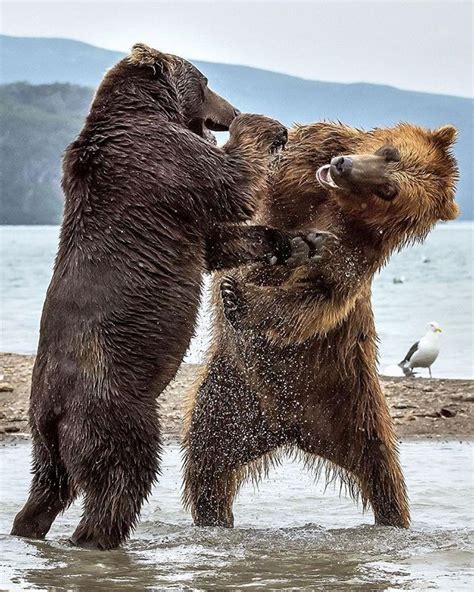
429, 367, 432, 378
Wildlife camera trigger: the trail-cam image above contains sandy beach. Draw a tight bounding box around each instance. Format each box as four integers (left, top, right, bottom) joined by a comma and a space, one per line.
1, 352, 473, 441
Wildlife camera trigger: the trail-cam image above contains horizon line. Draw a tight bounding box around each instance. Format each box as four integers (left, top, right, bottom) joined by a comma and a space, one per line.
1, 33, 472, 101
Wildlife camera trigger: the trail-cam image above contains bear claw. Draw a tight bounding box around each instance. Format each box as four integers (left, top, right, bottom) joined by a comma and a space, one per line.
286, 236, 310, 266
285, 230, 332, 266
220, 277, 247, 330
270, 129, 288, 154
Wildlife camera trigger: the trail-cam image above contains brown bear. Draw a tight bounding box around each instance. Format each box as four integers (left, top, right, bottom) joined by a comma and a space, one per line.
183, 121, 459, 529
11, 44, 326, 550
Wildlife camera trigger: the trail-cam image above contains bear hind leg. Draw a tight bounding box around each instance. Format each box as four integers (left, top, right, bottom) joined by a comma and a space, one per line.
298, 397, 410, 528
69, 411, 161, 550
183, 360, 283, 527
11, 434, 75, 540
70, 480, 149, 551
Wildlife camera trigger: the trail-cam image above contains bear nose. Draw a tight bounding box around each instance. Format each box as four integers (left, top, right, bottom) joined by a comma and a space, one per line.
331, 156, 353, 175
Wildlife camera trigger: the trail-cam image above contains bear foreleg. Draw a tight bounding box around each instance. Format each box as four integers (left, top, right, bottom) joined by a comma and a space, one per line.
205, 225, 328, 271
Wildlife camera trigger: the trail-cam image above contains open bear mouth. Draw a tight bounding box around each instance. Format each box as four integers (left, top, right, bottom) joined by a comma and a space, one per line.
316, 165, 339, 190
316, 163, 399, 201
205, 118, 230, 132
189, 118, 230, 144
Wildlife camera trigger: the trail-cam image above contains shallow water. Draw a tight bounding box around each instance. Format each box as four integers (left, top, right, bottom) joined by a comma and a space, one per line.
0, 441, 472, 590
1, 223, 473, 378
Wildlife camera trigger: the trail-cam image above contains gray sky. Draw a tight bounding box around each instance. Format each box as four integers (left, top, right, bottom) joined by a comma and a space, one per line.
1, 0, 472, 97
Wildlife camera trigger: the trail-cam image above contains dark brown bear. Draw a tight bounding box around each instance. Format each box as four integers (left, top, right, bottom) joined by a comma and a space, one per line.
11, 44, 325, 550
183, 121, 459, 529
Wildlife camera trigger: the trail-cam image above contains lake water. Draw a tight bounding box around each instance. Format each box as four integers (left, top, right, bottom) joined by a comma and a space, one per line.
0, 223, 473, 378
0, 441, 472, 591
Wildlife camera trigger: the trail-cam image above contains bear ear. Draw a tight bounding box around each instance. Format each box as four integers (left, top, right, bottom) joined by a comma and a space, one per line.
128, 43, 167, 67
432, 125, 457, 147
440, 200, 460, 221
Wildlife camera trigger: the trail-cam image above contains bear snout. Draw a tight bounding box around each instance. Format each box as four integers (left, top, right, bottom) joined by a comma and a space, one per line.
331, 156, 353, 176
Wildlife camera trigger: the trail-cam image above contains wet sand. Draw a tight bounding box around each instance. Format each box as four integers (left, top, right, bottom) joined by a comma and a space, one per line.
1, 352, 473, 441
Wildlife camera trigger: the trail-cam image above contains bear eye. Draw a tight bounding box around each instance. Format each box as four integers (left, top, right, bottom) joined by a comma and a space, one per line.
375, 184, 399, 201
376, 145, 401, 162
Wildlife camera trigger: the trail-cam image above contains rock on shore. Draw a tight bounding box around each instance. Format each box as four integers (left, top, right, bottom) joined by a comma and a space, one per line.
1, 353, 472, 441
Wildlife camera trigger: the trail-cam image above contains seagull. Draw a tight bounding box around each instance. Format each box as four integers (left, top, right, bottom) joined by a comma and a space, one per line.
398, 321, 442, 378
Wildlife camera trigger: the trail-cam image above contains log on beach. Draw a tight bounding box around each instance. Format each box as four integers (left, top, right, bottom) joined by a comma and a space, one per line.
0, 352, 473, 441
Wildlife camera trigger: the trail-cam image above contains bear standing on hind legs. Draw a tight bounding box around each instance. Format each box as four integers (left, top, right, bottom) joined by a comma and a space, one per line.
11, 44, 326, 550
183, 121, 459, 529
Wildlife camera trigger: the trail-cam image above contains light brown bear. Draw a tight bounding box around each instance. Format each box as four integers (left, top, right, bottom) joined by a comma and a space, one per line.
183, 121, 459, 529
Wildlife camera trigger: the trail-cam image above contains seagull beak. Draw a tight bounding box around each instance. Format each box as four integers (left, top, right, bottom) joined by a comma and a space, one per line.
436, 328, 442, 333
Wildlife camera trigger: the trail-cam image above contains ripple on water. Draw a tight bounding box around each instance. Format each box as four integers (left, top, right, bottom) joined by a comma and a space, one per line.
0, 441, 473, 590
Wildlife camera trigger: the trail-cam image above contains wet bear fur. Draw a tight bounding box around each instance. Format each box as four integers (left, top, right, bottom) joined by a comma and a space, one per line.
11, 44, 322, 550
183, 121, 459, 529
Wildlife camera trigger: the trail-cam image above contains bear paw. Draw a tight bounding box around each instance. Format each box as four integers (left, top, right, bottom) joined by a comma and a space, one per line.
268, 230, 333, 267
229, 114, 288, 155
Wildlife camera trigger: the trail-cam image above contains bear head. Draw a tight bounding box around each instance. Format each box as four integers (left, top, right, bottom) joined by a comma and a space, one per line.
92, 43, 239, 142
314, 122, 459, 239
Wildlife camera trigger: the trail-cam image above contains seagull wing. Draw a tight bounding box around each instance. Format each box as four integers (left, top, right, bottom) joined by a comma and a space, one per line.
399, 341, 419, 366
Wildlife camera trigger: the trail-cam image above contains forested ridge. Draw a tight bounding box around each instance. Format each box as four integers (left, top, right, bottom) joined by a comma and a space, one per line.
1, 83, 92, 224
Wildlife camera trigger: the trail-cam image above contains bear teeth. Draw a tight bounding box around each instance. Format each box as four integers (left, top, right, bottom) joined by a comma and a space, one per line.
316, 165, 338, 190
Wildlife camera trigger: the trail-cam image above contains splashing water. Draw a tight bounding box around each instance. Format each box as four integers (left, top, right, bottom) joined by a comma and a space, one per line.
0, 440, 472, 590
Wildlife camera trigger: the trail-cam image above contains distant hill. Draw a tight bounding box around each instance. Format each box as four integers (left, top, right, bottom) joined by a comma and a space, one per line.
1, 34, 472, 222
0, 82, 92, 223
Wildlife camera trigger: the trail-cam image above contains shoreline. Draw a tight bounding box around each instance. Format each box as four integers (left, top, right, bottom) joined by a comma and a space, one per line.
1, 352, 473, 442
